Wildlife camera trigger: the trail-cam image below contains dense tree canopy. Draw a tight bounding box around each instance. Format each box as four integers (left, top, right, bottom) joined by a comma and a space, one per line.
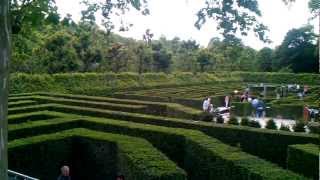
9, 0, 319, 74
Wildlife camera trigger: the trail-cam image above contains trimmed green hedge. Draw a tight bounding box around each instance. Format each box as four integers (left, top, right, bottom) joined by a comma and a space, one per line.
9, 117, 307, 180
287, 144, 319, 179
231, 102, 303, 120
8, 100, 37, 109
266, 104, 303, 120
10, 72, 320, 94
11, 93, 201, 120
9, 128, 186, 180
225, 72, 320, 85
231, 102, 253, 116
8, 111, 61, 124
11, 102, 318, 168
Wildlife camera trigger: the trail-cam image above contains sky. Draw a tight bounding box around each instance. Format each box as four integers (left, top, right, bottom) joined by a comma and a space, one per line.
55, 0, 319, 50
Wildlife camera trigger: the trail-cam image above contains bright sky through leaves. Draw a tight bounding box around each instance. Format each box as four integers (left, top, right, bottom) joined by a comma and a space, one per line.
55, 0, 318, 49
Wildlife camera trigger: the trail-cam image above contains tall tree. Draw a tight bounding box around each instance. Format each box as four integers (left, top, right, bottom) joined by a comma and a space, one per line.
283, 0, 320, 72
257, 47, 274, 72
308, 0, 320, 72
274, 26, 318, 73
195, 0, 270, 43
0, 0, 9, 179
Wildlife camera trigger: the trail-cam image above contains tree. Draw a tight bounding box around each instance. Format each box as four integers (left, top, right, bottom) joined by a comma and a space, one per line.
274, 25, 318, 73
284, 0, 320, 72
152, 43, 172, 72
11, 0, 59, 34
197, 49, 213, 72
0, 0, 9, 179
84, 0, 271, 43
308, 0, 320, 73
173, 40, 199, 72
136, 44, 153, 74
195, 0, 270, 43
257, 47, 274, 72
35, 30, 83, 73
104, 43, 132, 73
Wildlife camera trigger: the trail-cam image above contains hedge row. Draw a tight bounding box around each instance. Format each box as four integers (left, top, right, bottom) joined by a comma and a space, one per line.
57, 104, 319, 167
39, 92, 202, 118
8, 111, 68, 124
8, 100, 37, 109
9, 72, 320, 94
9, 102, 318, 169
287, 144, 319, 180
215, 71, 320, 85
8, 116, 307, 180
9, 93, 201, 120
9, 72, 225, 94
9, 128, 186, 180
231, 102, 304, 120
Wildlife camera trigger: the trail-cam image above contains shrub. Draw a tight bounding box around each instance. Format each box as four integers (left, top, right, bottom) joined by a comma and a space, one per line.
9, 129, 186, 180
228, 116, 239, 125
265, 119, 277, 130
279, 124, 290, 131
240, 117, 250, 126
9, 94, 319, 169
293, 121, 306, 132
287, 144, 319, 179
200, 112, 213, 122
9, 117, 307, 180
307, 122, 320, 134
216, 115, 224, 124
248, 120, 261, 128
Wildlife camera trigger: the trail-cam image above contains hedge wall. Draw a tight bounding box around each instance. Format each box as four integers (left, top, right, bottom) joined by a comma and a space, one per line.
9, 116, 309, 180
231, 102, 304, 120
9, 128, 186, 180
12, 93, 201, 120
9, 72, 320, 94
8, 100, 318, 169
287, 144, 319, 180
220, 72, 320, 85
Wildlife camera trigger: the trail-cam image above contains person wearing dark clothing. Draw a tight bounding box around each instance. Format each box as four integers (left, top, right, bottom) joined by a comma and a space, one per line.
256, 99, 265, 118
57, 166, 71, 180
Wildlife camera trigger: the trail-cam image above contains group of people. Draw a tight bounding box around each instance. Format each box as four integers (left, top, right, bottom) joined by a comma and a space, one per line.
277, 84, 309, 100
202, 89, 266, 119
202, 96, 231, 113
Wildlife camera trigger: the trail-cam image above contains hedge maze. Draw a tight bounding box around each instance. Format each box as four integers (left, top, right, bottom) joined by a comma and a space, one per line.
8, 92, 319, 180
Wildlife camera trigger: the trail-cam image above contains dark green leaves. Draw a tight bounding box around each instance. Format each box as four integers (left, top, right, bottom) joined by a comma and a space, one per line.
195, 0, 270, 43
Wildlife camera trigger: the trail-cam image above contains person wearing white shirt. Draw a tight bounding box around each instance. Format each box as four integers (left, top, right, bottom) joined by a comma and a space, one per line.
203, 97, 211, 112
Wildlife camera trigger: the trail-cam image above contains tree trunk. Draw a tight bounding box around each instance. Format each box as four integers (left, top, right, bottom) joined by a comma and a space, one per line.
0, 0, 10, 179
318, 11, 319, 73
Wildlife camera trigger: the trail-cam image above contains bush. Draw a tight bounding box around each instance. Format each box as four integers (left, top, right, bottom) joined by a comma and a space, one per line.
231, 102, 253, 116
240, 117, 250, 126
287, 144, 319, 179
200, 112, 213, 122
293, 121, 306, 132
265, 119, 277, 130
9, 116, 307, 180
9, 129, 186, 180
307, 122, 320, 134
248, 120, 261, 128
216, 115, 224, 124
279, 124, 291, 131
9, 94, 319, 169
228, 116, 239, 125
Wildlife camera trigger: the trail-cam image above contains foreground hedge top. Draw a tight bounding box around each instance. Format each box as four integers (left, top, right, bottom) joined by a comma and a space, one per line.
9, 128, 186, 178
9, 114, 308, 179
289, 143, 319, 155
